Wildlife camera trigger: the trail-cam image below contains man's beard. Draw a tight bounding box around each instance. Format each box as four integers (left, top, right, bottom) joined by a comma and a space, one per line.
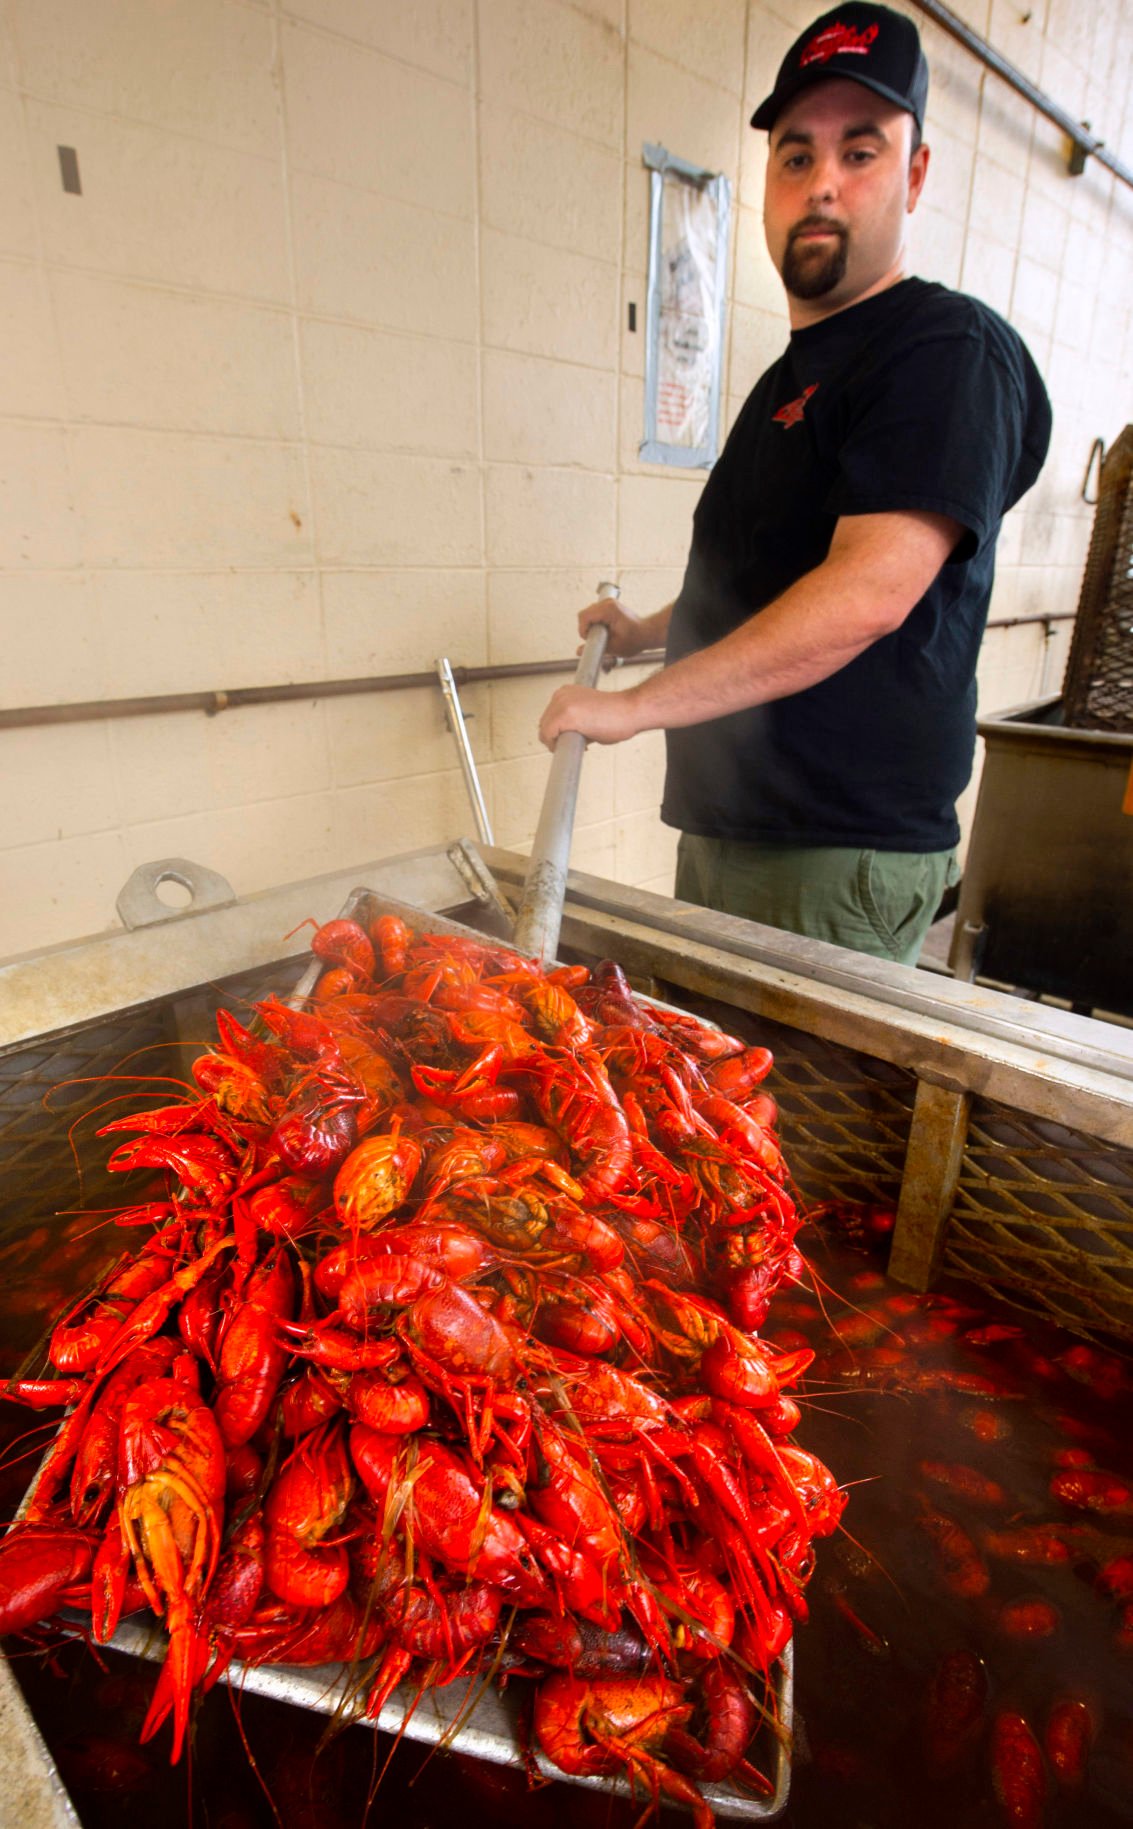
782, 218, 849, 300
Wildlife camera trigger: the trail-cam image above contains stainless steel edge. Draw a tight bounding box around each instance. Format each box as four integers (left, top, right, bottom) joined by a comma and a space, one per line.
107, 1615, 792, 1821
479, 849, 1133, 1093
0, 848, 477, 1054
0, 1656, 82, 1829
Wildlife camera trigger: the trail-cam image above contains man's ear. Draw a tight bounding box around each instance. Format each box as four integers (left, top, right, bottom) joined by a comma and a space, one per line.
907, 142, 930, 213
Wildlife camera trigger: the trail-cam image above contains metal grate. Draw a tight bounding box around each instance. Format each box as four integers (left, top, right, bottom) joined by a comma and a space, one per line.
0, 961, 306, 1372
0, 1012, 174, 1318
1062, 423, 1133, 732
655, 991, 917, 1214
944, 1097, 1133, 1339
754, 1017, 916, 1213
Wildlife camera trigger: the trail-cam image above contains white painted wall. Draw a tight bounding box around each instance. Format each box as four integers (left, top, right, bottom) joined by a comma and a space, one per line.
0, 0, 1130, 957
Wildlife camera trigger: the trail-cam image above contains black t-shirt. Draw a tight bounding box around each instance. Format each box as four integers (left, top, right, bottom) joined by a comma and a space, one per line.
661, 278, 1052, 851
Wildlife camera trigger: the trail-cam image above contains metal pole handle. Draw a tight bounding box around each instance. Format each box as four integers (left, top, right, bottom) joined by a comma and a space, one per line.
512, 582, 619, 964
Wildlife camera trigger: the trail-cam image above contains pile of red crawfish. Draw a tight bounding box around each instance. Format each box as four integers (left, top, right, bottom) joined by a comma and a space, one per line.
0, 912, 844, 1826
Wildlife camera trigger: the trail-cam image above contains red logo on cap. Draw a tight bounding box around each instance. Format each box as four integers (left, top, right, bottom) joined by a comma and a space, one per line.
799, 21, 879, 65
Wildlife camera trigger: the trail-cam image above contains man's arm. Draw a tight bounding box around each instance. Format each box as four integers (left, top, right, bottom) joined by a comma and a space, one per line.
539, 509, 961, 747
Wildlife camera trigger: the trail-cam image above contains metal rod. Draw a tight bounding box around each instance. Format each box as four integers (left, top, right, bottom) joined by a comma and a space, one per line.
436, 657, 493, 845
512, 584, 618, 964
910, 0, 1133, 189
0, 653, 667, 733
0, 608, 1074, 738
985, 612, 1075, 630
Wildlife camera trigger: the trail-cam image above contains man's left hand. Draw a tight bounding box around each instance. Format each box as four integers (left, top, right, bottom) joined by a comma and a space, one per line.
539, 685, 640, 750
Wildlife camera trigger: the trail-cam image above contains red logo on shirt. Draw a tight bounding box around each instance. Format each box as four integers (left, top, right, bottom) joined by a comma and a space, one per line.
800, 21, 879, 65
773, 384, 819, 428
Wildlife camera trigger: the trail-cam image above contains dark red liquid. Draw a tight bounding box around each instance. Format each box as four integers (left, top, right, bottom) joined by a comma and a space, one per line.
2, 1119, 1131, 1825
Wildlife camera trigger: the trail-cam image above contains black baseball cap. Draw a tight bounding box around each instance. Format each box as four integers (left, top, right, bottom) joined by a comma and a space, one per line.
751, 4, 928, 135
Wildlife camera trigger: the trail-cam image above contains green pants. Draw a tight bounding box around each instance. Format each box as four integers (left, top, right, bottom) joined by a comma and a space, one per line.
675, 833, 959, 966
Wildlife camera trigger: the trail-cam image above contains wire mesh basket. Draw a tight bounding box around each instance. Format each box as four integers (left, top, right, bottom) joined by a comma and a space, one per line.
1062, 424, 1133, 732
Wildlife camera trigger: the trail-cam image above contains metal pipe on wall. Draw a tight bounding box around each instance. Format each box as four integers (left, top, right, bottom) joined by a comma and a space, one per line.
0, 653, 668, 732
909, 0, 1133, 188
0, 616, 1075, 736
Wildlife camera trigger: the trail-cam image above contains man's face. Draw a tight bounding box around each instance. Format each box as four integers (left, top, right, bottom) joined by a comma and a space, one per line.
763, 79, 929, 316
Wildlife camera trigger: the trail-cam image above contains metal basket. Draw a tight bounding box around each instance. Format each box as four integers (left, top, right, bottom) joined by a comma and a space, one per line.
6, 891, 793, 1824
1062, 424, 1133, 732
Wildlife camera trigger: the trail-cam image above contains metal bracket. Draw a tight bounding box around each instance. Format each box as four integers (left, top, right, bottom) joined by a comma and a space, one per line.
1067, 122, 1091, 176
436, 658, 493, 846
949, 919, 988, 984
888, 1081, 972, 1290
446, 840, 517, 928
1082, 436, 1105, 505
116, 858, 236, 930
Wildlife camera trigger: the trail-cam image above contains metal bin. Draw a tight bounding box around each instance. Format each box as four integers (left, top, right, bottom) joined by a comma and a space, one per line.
949, 695, 1133, 1016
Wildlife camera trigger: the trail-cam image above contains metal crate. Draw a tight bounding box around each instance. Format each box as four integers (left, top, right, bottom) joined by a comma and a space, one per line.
946, 697, 1133, 1015
4, 842, 1133, 1825
1062, 423, 1133, 732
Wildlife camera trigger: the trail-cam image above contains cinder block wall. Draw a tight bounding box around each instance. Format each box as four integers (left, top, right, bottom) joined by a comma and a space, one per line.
0, 0, 1129, 957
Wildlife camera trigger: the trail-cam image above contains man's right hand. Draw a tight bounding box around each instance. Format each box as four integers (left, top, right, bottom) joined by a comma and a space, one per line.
577, 598, 669, 658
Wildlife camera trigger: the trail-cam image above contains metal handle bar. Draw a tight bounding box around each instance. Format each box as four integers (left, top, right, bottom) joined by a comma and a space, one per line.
512, 583, 619, 963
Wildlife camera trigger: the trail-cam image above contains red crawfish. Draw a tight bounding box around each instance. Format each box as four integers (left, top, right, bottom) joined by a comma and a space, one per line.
919, 1461, 1007, 1508
511, 1612, 651, 1677
93, 1235, 237, 1380
663, 1660, 770, 1791
212, 1244, 295, 1447
410, 1043, 522, 1125
314, 1222, 494, 1306
69, 1338, 182, 1526
308, 917, 376, 981
269, 1069, 361, 1177
139, 1511, 266, 1747
360, 1535, 503, 1718
518, 1048, 635, 1202
372, 912, 411, 978
704, 1045, 773, 1099
333, 1364, 431, 1434
389, 1270, 532, 1463
923, 1648, 988, 1777
458, 1181, 625, 1276
1044, 1698, 1094, 1788
983, 1524, 1072, 1566
350, 1425, 547, 1604
230, 1592, 383, 1669
110, 1376, 227, 1761
1050, 1464, 1133, 1518
995, 1597, 1060, 1638
0, 1522, 98, 1635
533, 1673, 712, 1829
514, 977, 593, 1047
192, 1046, 277, 1128
989, 1711, 1046, 1829
648, 1002, 745, 1061
263, 1422, 354, 1610
277, 1367, 342, 1437
646, 1283, 814, 1408
48, 1247, 176, 1374
105, 1129, 240, 1206
693, 1091, 786, 1178
333, 1129, 423, 1233
916, 1506, 990, 1598
244, 1173, 324, 1244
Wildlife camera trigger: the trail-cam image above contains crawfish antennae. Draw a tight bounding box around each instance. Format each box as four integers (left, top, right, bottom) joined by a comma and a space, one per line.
224, 1679, 284, 1829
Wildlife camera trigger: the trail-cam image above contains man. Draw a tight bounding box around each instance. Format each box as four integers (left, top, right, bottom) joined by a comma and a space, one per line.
538, 3, 1051, 965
